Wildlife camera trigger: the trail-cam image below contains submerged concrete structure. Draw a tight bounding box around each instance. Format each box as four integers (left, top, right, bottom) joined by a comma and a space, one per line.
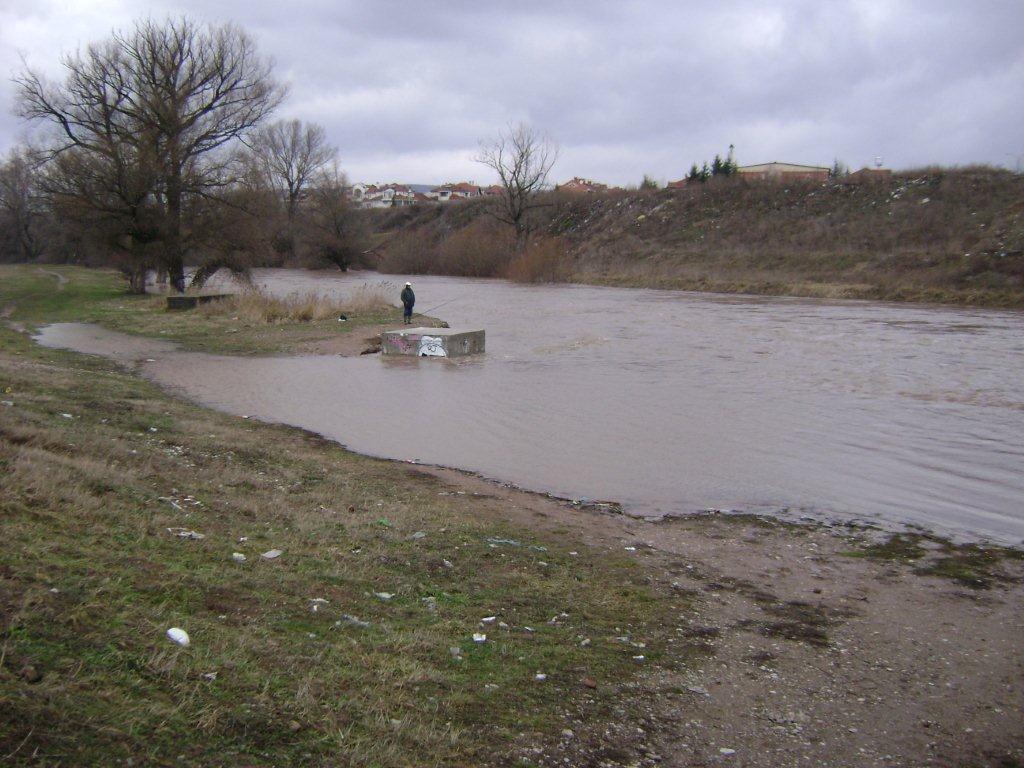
381, 327, 485, 358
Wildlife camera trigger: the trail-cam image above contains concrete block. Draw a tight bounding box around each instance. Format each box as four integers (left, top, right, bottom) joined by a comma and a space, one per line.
381, 327, 485, 358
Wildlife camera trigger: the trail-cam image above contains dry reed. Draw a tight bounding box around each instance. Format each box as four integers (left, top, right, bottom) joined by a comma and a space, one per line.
198, 282, 395, 323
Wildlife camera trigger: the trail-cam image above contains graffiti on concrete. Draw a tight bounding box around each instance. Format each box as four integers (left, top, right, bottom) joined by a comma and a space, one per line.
418, 336, 447, 357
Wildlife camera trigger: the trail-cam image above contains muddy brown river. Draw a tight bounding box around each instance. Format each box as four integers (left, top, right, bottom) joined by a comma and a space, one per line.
35, 269, 1024, 544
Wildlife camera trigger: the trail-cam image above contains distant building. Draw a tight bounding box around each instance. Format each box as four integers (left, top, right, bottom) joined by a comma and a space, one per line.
427, 182, 484, 202
557, 177, 609, 194
351, 183, 417, 208
737, 162, 830, 182
849, 167, 893, 182
666, 178, 688, 189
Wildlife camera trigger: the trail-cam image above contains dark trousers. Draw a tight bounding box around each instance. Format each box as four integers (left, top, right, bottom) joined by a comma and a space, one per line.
403, 305, 413, 323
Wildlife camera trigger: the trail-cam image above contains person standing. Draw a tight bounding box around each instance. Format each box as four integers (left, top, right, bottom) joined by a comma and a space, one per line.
400, 282, 415, 324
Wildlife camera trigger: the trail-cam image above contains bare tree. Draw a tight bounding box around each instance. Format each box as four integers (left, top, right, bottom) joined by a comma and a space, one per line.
475, 123, 558, 243
0, 148, 45, 262
302, 163, 371, 271
16, 17, 285, 292
249, 119, 336, 224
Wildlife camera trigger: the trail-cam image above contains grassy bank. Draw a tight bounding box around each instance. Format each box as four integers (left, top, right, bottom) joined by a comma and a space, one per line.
373, 167, 1024, 308
1, 266, 430, 356
0, 267, 681, 765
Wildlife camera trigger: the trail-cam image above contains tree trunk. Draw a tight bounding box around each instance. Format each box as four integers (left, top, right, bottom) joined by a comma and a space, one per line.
165, 155, 186, 293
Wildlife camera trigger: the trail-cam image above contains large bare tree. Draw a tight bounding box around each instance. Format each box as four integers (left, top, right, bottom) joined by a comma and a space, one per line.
16, 17, 285, 292
475, 123, 558, 243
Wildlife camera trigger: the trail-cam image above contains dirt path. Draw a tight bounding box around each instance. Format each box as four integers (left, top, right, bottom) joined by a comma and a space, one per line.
414, 465, 1024, 767
36, 268, 68, 290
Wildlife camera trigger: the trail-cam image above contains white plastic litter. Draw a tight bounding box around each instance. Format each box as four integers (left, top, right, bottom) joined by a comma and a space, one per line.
261, 549, 283, 560
231, 552, 247, 563
472, 633, 487, 643
167, 627, 190, 646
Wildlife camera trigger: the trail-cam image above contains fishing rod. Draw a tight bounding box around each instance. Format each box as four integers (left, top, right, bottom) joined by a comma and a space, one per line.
419, 298, 456, 315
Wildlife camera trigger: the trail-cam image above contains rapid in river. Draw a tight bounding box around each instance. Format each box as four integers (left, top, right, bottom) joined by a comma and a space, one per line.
35, 269, 1024, 545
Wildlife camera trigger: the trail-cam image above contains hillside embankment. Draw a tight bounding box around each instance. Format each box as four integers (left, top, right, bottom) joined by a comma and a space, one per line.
374, 167, 1024, 307
1, 266, 1023, 767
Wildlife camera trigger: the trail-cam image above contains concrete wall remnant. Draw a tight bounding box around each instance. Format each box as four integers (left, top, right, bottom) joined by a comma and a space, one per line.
381, 327, 485, 358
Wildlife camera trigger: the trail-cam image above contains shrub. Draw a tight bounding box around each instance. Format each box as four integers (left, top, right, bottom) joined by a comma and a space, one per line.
504, 236, 572, 283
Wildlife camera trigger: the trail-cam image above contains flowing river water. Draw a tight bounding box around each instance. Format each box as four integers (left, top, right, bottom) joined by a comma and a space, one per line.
35, 269, 1024, 545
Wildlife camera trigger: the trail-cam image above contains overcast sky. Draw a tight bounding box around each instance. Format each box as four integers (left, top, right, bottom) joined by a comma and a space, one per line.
2, 0, 1022, 185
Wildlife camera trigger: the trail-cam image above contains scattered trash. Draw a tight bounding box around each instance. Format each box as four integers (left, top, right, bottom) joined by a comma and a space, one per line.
472, 633, 487, 643
375, 592, 394, 601
484, 536, 548, 552
148, 427, 158, 432
1, 401, 13, 407
633, 655, 646, 661
719, 748, 736, 756
534, 673, 547, 681
449, 646, 463, 661
60, 413, 73, 419
337, 614, 370, 628
561, 729, 575, 739
441, 559, 454, 569
686, 685, 710, 696
309, 598, 329, 612
421, 596, 438, 612
238, 536, 249, 542
624, 546, 637, 552
260, 549, 283, 560
167, 528, 205, 540
410, 531, 427, 540
231, 552, 247, 563
480, 616, 497, 625
202, 671, 217, 682
167, 627, 190, 647
484, 683, 499, 691
498, 621, 510, 629
580, 638, 591, 647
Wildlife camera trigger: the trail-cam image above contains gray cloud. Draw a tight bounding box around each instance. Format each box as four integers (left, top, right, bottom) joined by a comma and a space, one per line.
2, 0, 1022, 184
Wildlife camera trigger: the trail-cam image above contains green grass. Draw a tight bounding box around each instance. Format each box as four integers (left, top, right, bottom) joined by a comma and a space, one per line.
1, 265, 407, 356
0, 266, 685, 765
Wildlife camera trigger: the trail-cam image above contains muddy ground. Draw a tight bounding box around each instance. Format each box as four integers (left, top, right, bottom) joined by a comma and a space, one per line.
418, 466, 1024, 768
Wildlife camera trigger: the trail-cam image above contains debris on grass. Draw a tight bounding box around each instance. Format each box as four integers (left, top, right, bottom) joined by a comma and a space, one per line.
337, 614, 370, 629
167, 627, 190, 647
472, 633, 487, 643
167, 527, 205, 540
231, 552, 247, 563
375, 592, 394, 601
260, 549, 283, 560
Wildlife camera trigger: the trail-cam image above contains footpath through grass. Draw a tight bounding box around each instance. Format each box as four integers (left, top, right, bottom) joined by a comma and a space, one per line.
1, 265, 406, 356
0, 266, 679, 766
